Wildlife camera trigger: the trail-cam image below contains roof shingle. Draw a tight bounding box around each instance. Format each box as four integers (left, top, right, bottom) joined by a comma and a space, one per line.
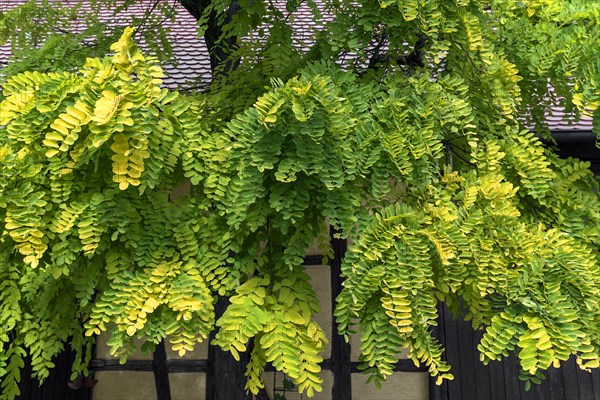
0, 0, 594, 132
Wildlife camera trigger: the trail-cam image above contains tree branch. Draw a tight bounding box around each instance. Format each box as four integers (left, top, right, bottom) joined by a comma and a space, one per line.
395, 34, 428, 69
177, 0, 240, 74
363, 34, 429, 76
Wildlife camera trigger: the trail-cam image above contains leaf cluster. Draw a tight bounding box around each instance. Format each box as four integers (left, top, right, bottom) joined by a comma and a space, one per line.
0, 1, 599, 398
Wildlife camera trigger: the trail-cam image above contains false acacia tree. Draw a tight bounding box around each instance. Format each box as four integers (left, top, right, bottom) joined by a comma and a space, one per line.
0, 0, 599, 399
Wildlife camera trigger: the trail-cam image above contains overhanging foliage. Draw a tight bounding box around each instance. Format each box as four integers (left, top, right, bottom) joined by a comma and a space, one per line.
0, 0, 599, 398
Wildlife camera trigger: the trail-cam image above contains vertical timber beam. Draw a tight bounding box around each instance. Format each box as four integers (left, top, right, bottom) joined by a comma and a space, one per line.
429, 302, 445, 400
152, 341, 172, 400
206, 296, 252, 400
330, 227, 352, 400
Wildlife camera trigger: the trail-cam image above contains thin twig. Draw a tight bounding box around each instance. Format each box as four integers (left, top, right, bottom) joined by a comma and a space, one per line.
450, 146, 475, 166
444, 140, 454, 169
133, 0, 162, 38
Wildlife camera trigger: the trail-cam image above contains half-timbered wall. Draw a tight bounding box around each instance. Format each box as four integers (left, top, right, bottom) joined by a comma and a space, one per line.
90, 233, 428, 400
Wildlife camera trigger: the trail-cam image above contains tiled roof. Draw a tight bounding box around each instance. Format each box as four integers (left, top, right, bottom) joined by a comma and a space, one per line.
0, 0, 594, 132
543, 110, 594, 132
0, 0, 212, 88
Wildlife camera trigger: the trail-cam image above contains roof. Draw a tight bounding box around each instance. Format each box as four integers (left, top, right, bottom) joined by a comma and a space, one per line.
0, 0, 211, 88
0, 0, 594, 132
543, 110, 593, 132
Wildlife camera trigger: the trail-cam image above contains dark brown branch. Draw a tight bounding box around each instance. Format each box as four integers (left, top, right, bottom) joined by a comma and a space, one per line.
395, 34, 428, 69
444, 140, 454, 169
366, 34, 389, 70
364, 34, 429, 76
133, 0, 162, 38
177, 0, 240, 74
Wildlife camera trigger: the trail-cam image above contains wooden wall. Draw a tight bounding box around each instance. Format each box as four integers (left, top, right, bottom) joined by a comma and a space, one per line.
14, 345, 92, 400
433, 304, 600, 400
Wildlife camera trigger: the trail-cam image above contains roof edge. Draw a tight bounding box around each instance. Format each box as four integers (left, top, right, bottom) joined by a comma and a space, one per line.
550, 131, 597, 144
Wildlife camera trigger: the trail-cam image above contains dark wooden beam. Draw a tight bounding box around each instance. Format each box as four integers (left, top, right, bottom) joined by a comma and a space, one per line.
302, 254, 325, 265
429, 302, 447, 400
90, 359, 210, 373
329, 227, 352, 400
167, 360, 209, 373
90, 357, 424, 373
349, 360, 426, 374
152, 341, 172, 400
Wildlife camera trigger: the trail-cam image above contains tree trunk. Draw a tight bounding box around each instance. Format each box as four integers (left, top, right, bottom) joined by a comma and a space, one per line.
176, 2, 251, 398
177, 0, 239, 74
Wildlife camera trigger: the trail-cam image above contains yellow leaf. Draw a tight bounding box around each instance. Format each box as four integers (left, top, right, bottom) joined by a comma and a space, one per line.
304, 362, 321, 374
50, 120, 70, 136
143, 297, 160, 313
286, 310, 305, 325
45, 147, 58, 157
232, 341, 247, 353
264, 114, 277, 123
0, 145, 10, 160
111, 138, 129, 154
68, 103, 91, 120
583, 359, 599, 369
60, 113, 81, 126
230, 346, 240, 361
537, 335, 552, 351
92, 91, 121, 125
45, 131, 63, 141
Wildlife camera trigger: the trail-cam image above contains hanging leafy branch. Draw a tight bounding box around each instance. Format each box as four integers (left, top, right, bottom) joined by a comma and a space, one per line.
0, 27, 220, 399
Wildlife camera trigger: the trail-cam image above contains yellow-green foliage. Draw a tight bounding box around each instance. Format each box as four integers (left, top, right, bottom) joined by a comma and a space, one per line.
0, 28, 220, 399
0, 0, 599, 398
213, 273, 326, 397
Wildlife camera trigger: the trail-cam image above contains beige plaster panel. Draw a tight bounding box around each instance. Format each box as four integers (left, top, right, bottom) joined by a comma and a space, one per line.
93, 372, 207, 400
260, 371, 426, 400
262, 371, 334, 400
305, 240, 325, 257
352, 372, 428, 400
169, 373, 206, 400
93, 371, 156, 400
305, 265, 332, 357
